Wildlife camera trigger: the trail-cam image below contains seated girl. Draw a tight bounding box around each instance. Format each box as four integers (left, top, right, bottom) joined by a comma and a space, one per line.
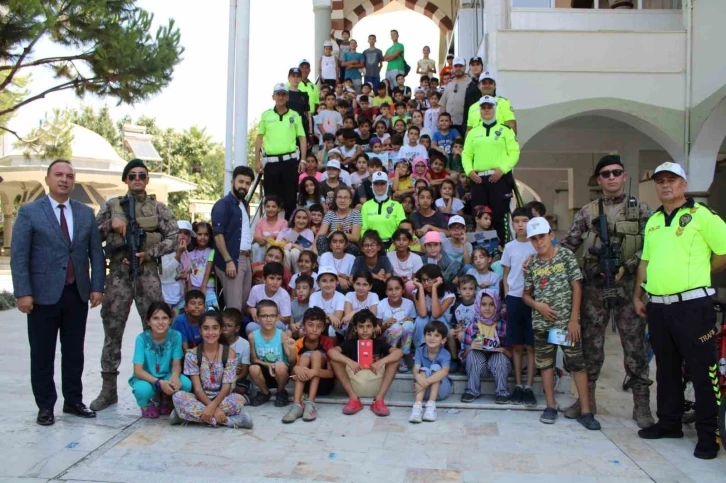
252, 195, 287, 263
129, 302, 192, 418
298, 176, 327, 210
252, 246, 292, 289
387, 228, 424, 298
342, 271, 379, 328
171, 311, 253, 428
319, 230, 356, 293
378, 276, 416, 373
351, 230, 392, 298
411, 264, 456, 350
410, 187, 449, 240
435, 179, 465, 220
277, 208, 315, 272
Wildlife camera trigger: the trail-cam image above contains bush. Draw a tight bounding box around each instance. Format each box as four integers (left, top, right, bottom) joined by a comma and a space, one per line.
0, 291, 17, 311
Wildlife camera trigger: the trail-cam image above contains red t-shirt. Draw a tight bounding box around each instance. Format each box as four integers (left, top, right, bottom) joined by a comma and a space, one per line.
295, 335, 335, 357
429, 169, 448, 180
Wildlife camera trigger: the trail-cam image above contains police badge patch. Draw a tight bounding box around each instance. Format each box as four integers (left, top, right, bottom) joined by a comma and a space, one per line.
386, 204, 394, 218
679, 213, 692, 228
494, 128, 502, 140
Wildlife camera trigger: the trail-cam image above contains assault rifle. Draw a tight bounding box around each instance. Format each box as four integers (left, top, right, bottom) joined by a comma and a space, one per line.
120, 195, 145, 279
589, 198, 620, 333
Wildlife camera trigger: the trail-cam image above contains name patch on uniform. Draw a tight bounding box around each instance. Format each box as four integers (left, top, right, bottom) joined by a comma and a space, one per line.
648, 225, 661, 233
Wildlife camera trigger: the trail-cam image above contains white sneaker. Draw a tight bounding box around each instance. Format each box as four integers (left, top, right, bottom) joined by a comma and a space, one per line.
423, 401, 437, 422
409, 404, 423, 423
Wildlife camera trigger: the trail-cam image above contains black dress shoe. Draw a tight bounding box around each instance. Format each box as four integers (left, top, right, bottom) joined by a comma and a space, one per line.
37, 408, 55, 426
62, 402, 96, 418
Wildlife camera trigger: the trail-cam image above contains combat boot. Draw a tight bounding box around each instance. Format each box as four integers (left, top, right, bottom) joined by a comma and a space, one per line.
632, 389, 655, 429
564, 386, 596, 419
90, 371, 119, 411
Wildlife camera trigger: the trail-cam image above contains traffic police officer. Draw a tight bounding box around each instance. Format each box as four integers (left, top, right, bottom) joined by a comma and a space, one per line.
91, 159, 179, 411
634, 162, 726, 460
465, 72, 516, 135
298, 59, 320, 113
560, 154, 654, 428
461, 95, 520, 243
361, 171, 406, 247
254, 83, 307, 219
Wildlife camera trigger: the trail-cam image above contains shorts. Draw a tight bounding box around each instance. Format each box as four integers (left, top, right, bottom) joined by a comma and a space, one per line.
533, 327, 584, 372
505, 295, 534, 346
345, 365, 384, 398
251, 362, 291, 390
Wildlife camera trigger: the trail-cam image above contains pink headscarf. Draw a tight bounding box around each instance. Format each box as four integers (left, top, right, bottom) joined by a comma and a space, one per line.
474, 288, 501, 326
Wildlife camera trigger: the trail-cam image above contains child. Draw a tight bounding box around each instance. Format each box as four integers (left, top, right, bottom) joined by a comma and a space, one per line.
449, 274, 478, 372
389, 134, 403, 162
373, 82, 393, 108
421, 231, 458, 283
468, 206, 500, 256
299, 154, 323, 184
171, 290, 205, 350
397, 219, 422, 253
188, 221, 217, 308
467, 247, 501, 289
246, 262, 292, 335
401, 193, 415, 219
350, 153, 370, 187
252, 196, 287, 263
319, 41, 339, 88
309, 267, 346, 335
161, 220, 192, 316
525, 200, 558, 245
436, 179, 464, 218
252, 246, 292, 288
248, 300, 297, 407
411, 157, 431, 186
130, 302, 192, 418
387, 228, 424, 297
357, 156, 385, 204
378, 276, 416, 372
522, 217, 600, 430
221, 308, 251, 396
397, 126, 428, 163
412, 264, 456, 350
374, 107, 392, 133
392, 160, 414, 200
442, 216, 472, 266
403, 111, 431, 146
290, 250, 319, 290
500, 207, 538, 407
392, 102, 409, 128
291, 274, 314, 334
309, 204, 325, 238
277, 208, 315, 271
351, 230, 393, 298
411, 187, 448, 238
427, 155, 449, 189
423, 91, 441, 132
319, 230, 356, 291
431, 112, 460, 157
321, 160, 347, 207
374, 119, 391, 143
340, 128, 363, 167
171, 311, 253, 429
412, 87, 430, 111
282, 307, 337, 423
342, 271, 379, 326
447, 136, 465, 178
458, 290, 512, 404
316, 132, 337, 166
409, 320, 452, 423
327, 309, 403, 416
395, 73, 412, 99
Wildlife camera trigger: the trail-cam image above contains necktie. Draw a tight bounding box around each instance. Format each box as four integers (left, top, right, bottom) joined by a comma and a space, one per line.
58, 204, 75, 284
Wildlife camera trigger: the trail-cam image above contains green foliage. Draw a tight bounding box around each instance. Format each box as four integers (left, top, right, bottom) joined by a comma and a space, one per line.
15, 108, 73, 159
0, 71, 28, 128
0, 0, 183, 130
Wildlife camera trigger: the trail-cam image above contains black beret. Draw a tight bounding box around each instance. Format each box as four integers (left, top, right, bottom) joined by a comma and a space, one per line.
122, 158, 148, 181
593, 154, 623, 177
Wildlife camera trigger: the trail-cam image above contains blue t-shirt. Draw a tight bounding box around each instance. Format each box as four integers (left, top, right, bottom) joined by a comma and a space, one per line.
130, 329, 184, 381
253, 328, 288, 364
432, 128, 461, 156
343, 52, 365, 80
171, 313, 202, 348
414, 344, 452, 370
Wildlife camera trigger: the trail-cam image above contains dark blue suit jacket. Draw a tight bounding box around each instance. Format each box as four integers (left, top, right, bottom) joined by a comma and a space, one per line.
11, 196, 105, 304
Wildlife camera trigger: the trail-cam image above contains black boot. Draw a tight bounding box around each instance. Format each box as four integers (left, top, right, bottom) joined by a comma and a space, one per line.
637, 421, 683, 440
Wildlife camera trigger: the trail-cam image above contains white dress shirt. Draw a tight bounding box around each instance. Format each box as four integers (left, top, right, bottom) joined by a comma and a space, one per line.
49, 196, 73, 242
239, 201, 252, 251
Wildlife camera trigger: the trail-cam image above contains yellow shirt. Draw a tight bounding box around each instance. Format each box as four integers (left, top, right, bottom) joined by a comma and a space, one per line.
466, 96, 515, 128
373, 95, 393, 108
641, 199, 726, 295
461, 122, 520, 176
258, 107, 305, 155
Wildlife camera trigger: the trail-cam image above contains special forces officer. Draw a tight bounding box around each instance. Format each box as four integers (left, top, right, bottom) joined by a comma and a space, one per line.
90, 159, 179, 411
634, 162, 726, 460
560, 155, 654, 428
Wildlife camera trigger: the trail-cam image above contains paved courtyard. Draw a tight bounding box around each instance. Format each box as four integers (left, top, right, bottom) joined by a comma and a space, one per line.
1, 304, 725, 483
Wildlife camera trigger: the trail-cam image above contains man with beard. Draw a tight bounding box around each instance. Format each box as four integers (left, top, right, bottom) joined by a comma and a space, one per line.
438, 57, 471, 135
211, 165, 255, 312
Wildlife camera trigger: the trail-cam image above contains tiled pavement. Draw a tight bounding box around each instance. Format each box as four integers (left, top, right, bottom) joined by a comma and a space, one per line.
1, 305, 724, 483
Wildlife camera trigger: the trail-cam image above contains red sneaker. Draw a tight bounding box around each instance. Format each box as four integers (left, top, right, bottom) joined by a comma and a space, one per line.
342, 399, 364, 415
370, 398, 390, 417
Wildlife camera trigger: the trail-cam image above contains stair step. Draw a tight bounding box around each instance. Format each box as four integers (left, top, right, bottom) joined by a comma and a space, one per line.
389, 373, 543, 395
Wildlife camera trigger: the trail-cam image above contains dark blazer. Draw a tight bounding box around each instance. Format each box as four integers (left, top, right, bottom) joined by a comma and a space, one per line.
11, 196, 105, 305
211, 192, 250, 272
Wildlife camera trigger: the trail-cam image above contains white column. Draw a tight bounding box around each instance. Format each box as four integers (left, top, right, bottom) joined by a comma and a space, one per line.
618, 141, 641, 199
313, 0, 332, 78
233, 0, 251, 172
455, 8, 477, 61
224, 0, 237, 191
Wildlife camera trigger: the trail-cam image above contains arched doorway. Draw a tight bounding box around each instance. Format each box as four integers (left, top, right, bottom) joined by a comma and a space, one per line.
332, 0, 454, 33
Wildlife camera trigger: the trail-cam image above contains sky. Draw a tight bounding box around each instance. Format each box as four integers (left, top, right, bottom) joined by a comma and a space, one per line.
6, 0, 440, 148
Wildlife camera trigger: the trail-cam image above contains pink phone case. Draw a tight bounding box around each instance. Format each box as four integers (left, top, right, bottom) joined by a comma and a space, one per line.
358, 340, 373, 369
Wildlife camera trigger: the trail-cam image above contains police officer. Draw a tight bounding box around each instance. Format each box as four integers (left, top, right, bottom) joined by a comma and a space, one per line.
461, 95, 520, 244
255, 83, 307, 219
461, 56, 485, 132
560, 155, 654, 428
361, 171, 406, 247
465, 72, 516, 135
297, 59, 320, 113
91, 159, 179, 411
634, 162, 726, 460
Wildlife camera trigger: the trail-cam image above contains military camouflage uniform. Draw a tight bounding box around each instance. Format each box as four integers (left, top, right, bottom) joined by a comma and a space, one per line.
561, 194, 653, 393
523, 247, 585, 372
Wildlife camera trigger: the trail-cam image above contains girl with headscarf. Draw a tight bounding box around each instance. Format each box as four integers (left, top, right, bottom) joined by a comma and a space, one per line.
457, 289, 512, 404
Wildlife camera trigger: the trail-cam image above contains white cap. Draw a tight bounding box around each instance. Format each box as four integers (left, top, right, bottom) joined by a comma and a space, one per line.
414, 87, 426, 94
479, 95, 497, 106
316, 266, 338, 280
299, 59, 311, 66
448, 215, 466, 227
323, 40, 334, 47
453, 57, 466, 66
327, 148, 342, 158
371, 171, 389, 184
326, 160, 341, 171
652, 162, 687, 181
527, 217, 551, 238
177, 220, 196, 237
479, 71, 496, 83
273, 83, 288, 94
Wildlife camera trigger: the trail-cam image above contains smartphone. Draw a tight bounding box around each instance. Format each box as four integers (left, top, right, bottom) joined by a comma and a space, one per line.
358, 340, 373, 369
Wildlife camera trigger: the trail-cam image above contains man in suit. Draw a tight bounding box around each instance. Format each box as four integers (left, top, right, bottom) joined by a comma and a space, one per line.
11, 159, 105, 426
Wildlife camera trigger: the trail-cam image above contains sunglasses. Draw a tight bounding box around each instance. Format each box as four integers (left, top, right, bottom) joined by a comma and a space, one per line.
453, 84, 458, 94
127, 172, 148, 181
599, 169, 624, 179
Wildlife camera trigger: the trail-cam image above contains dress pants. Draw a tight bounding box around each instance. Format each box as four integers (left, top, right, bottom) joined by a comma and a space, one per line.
263, 158, 300, 220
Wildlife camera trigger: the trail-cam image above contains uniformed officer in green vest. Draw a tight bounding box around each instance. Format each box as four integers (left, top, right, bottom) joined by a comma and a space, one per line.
254, 83, 307, 219
560, 155, 653, 428
465, 71, 516, 135
462, 95, 520, 243
361, 171, 405, 246
298, 59, 320, 113
634, 162, 726, 460
91, 159, 179, 411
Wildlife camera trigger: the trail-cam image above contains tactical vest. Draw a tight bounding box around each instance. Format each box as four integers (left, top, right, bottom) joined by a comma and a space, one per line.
105, 195, 163, 262
579, 196, 642, 275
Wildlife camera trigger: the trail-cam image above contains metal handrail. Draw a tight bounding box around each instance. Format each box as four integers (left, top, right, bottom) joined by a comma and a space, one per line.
246, 172, 265, 224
